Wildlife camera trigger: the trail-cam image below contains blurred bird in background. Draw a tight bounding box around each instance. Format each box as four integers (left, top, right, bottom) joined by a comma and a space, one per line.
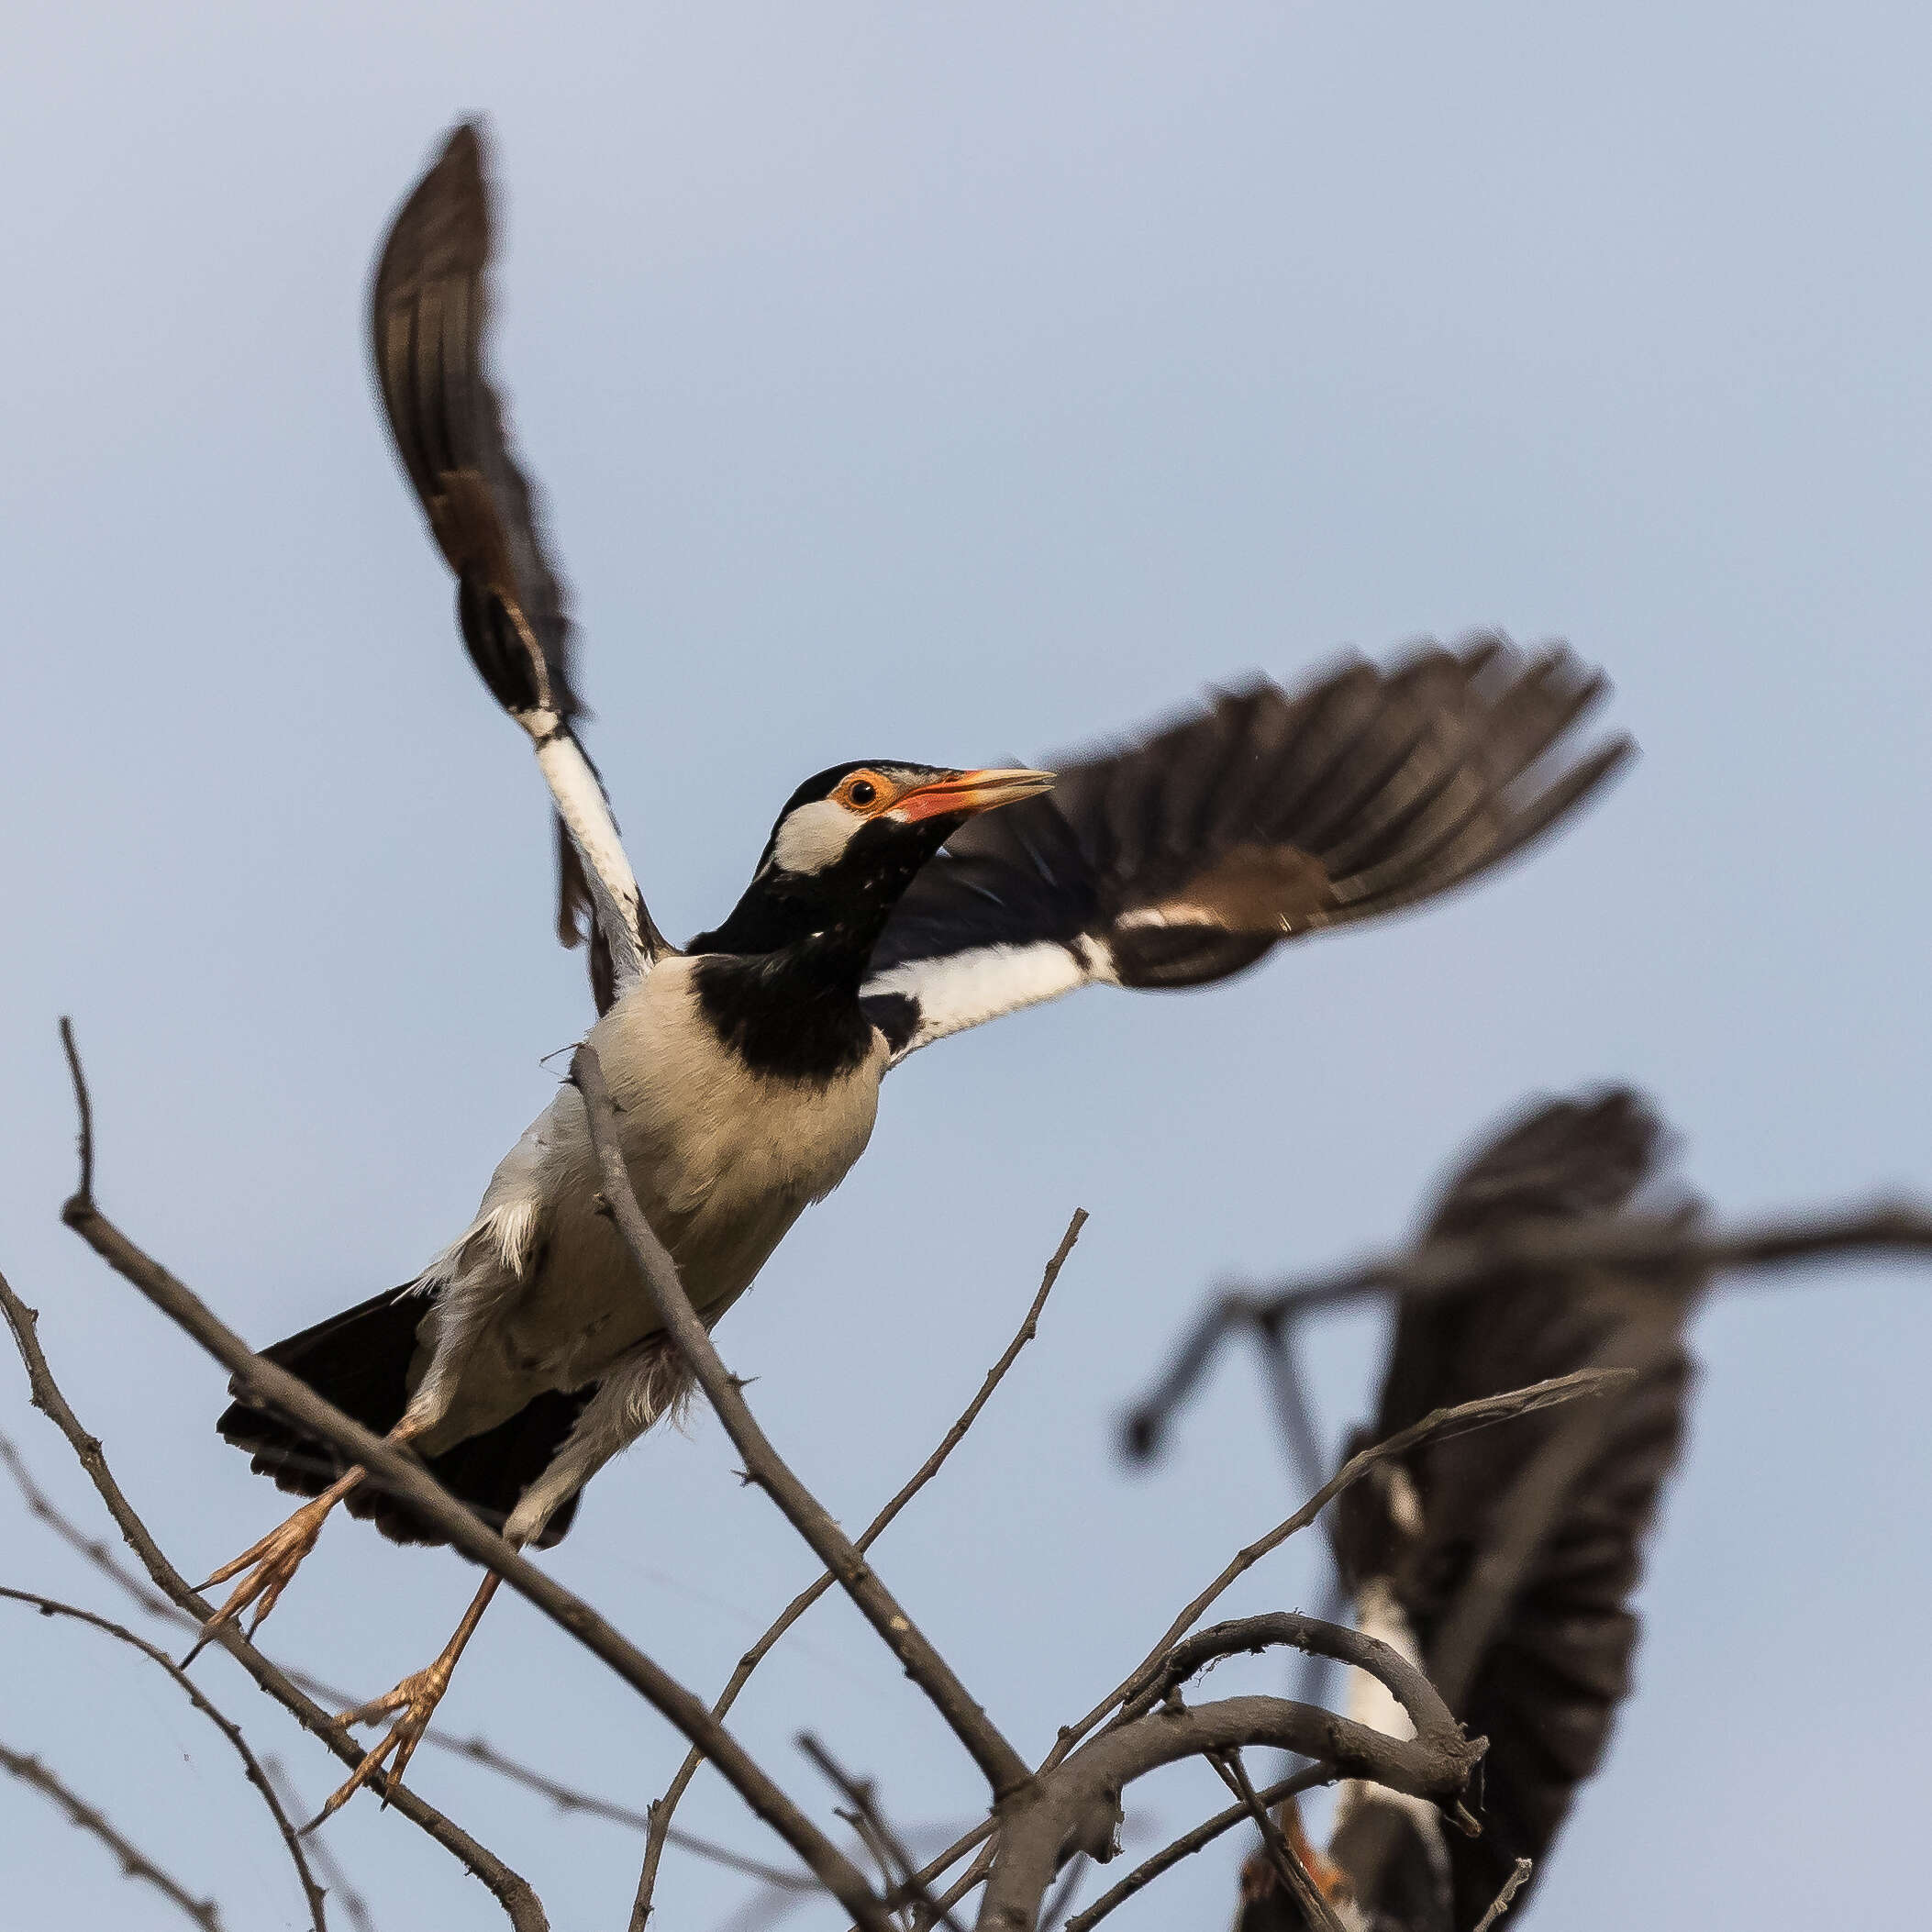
1227, 1090, 1698, 1932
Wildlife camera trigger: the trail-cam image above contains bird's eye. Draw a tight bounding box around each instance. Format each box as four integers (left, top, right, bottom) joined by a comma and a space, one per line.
847, 778, 878, 807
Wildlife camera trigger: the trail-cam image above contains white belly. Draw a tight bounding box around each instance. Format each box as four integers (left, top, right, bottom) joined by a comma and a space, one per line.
415, 957, 886, 1448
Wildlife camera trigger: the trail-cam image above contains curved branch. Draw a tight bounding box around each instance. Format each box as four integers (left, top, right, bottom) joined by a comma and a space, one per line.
1112, 1614, 1454, 1749
634, 1210, 1083, 1927
0, 1586, 324, 1931
980, 1693, 1481, 1932
572, 1045, 1032, 1800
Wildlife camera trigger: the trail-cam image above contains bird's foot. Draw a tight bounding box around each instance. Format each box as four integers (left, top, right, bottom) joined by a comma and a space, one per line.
194, 1472, 361, 1650
311, 1642, 464, 1825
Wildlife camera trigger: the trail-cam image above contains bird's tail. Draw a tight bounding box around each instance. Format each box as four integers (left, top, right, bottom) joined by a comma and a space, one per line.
216, 1288, 592, 1549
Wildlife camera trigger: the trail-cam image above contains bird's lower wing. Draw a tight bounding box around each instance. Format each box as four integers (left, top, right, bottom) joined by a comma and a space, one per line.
371, 122, 666, 1011
864, 638, 1633, 1067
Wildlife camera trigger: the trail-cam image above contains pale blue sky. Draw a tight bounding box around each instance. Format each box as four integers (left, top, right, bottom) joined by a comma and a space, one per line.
3, 6, 1927, 1928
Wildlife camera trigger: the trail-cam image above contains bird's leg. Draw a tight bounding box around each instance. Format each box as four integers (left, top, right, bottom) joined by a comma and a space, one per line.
311, 1567, 507, 1825
195, 1416, 429, 1648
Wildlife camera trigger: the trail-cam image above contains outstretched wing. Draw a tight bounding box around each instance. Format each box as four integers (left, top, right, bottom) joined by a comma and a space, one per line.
863, 639, 1632, 1064
371, 122, 666, 1011
1316, 1089, 1698, 1931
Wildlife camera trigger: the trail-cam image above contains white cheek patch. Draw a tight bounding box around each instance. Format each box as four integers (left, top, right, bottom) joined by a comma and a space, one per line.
772, 797, 862, 875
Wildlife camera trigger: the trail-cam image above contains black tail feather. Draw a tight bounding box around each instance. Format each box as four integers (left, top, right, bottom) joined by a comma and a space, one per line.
216, 1289, 592, 1550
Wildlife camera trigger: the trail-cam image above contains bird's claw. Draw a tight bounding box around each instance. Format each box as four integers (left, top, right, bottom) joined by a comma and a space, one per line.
309, 1658, 458, 1826
193, 1490, 340, 1648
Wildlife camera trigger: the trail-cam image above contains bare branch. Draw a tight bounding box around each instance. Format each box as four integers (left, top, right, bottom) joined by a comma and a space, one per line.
0, 1734, 224, 1931
1060, 1768, 1331, 1932
637, 1211, 1083, 1927
1111, 1614, 1454, 1749
0, 1586, 325, 1931
1124, 1198, 1932, 1457
50, 1023, 886, 1929
0, 1255, 550, 1932
572, 1043, 1031, 1806
1471, 1857, 1533, 1932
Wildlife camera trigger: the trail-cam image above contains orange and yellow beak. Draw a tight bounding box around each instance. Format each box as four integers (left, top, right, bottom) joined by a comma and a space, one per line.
888, 767, 1056, 823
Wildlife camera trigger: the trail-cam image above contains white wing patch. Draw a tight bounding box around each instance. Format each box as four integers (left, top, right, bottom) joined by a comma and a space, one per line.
530, 716, 652, 999
865, 937, 1116, 1066
1334, 1577, 1450, 1860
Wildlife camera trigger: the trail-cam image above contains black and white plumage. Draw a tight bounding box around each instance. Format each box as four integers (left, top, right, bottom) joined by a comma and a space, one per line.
368, 122, 662, 1010
206, 122, 1638, 1811
1238, 1092, 1698, 1932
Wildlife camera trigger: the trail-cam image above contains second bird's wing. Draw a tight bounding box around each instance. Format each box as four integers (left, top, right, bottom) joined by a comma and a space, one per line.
1315, 1089, 1698, 1931
372, 122, 666, 1012
862, 638, 1632, 1065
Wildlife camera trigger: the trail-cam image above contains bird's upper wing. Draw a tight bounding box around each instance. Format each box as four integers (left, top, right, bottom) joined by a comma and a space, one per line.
371, 123, 665, 1012
862, 639, 1632, 1065
1322, 1090, 1698, 1931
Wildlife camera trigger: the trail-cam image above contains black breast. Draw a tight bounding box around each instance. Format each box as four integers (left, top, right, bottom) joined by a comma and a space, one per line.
691, 952, 881, 1083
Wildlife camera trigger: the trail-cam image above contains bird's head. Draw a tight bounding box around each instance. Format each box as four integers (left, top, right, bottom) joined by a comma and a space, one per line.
689, 761, 1054, 962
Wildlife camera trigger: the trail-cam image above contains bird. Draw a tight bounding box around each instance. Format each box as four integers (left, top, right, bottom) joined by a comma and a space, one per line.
1234, 1090, 1699, 1931
208, 121, 1638, 1818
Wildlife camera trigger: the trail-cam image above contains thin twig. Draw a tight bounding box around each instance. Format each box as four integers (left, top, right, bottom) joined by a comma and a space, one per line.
635, 1210, 1083, 1928
0, 1252, 550, 1932
264, 1758, 378, 1932
0, 1586, 326, 1932
574, 1044, 1029, 1801
0, 1735, 224, 1931
1124, 1199, 1932, 1455
1471, 1857, 1534, 1932
798, 1735, 964, 1932
918, 1834, 999, 1930
61, 1016, 94, 1201
848, 1822, 997, 1932
1208, 1749, 1344, 1932
51, 1024, 887, 1932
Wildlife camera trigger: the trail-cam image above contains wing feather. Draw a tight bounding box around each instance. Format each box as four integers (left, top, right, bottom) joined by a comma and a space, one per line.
865, 638, 1632, 1061
1321, 1090, 1698, 1930
371, 123, 664, 1010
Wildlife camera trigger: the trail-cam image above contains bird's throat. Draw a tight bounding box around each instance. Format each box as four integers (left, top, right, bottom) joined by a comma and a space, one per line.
689, 939, 881, 1083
